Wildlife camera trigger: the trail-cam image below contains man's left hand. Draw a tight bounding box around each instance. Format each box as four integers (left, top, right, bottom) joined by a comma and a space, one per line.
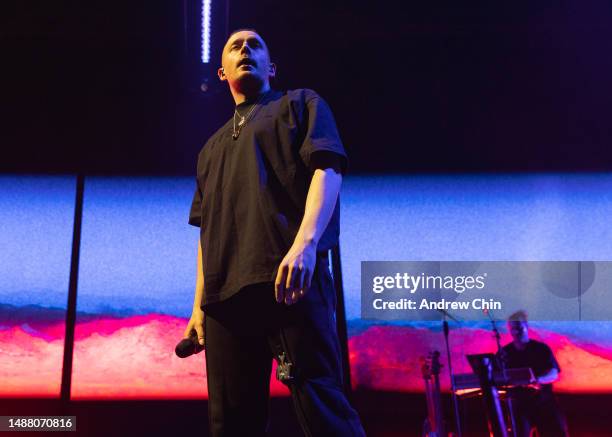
275, 241, 317, 305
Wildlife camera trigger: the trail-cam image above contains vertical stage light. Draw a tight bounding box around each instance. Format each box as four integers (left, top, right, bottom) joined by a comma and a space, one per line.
183, 0, 226, 94
201, 0, 211, 63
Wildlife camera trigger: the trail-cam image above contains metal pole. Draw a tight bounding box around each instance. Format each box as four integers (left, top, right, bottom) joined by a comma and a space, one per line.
444, 319, 462, 437
331, 244, 352, 396
60, 174, 84, 403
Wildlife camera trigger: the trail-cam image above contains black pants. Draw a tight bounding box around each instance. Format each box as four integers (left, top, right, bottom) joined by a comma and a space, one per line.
203, 257, 365, 437
511, 392, 569, 437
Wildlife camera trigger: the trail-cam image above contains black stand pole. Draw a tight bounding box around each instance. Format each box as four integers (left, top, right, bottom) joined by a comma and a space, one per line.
61, 174, 85, 403
443, 318, 462, 437
471, 354, 508, 437
488, 312, 517, 437
331, 244, 352, 396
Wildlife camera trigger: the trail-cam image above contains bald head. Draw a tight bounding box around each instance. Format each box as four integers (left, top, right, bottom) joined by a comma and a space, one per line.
218, 30, 276, 103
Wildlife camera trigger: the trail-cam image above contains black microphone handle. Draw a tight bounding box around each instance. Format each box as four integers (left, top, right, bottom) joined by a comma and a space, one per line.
175, 330, 205, 358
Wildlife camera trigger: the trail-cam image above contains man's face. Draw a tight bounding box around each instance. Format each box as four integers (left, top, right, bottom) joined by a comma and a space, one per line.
218, 30, 275, 89
508, 320, 529, 344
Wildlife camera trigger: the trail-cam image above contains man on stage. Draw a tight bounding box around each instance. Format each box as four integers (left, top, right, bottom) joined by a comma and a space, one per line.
183, 29, 365, 437
501, 311, 569, 437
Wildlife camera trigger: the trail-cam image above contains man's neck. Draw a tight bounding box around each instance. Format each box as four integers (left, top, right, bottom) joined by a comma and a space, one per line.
513, 339, 529, 350
230, 82, 271, 105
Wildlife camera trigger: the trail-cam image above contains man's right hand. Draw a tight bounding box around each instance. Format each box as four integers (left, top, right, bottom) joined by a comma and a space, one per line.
183, 307, 205, 346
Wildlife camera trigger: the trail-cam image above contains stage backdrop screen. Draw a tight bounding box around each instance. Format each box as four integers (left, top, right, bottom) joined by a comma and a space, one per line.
3, 174, 611, 399
0, 176, 75, 398
341, 174, 612, 393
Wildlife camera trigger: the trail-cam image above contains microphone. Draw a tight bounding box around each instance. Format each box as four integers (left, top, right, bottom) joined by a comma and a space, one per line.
175, 329, 205, 358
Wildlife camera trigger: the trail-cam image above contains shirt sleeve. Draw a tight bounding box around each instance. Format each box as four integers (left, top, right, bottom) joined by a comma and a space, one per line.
542, 343, 561, 373
299, 90, 348, 175
188, 180, 202, 227
309, 151, 345, 174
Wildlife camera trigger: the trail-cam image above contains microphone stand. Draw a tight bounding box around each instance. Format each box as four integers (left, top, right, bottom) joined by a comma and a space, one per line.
486, 311, 517, 437
439, 310, 462, 437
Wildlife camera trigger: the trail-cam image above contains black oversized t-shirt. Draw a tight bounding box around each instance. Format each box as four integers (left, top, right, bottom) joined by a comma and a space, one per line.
188, 89, 347, 306
500, 339, 561, 395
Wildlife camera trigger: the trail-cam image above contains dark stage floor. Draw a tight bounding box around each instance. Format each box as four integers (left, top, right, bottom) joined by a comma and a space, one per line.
1, 392, 609, 436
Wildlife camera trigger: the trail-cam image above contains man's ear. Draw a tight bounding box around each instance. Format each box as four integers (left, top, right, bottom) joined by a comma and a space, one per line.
268, 63, 277, 79
218, 67, 226, 81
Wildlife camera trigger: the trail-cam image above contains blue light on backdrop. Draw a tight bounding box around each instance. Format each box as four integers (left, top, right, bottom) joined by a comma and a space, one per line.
3, 173, 612, 397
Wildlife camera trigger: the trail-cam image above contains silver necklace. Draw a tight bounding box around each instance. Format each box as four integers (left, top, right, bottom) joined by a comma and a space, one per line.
232, 94, 264, 140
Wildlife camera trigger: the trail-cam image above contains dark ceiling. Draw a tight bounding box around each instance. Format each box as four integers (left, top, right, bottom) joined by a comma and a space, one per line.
2, 1, 611, 174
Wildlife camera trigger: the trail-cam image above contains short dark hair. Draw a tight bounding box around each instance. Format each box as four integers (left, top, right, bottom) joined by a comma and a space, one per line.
508, 310, 528, 323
